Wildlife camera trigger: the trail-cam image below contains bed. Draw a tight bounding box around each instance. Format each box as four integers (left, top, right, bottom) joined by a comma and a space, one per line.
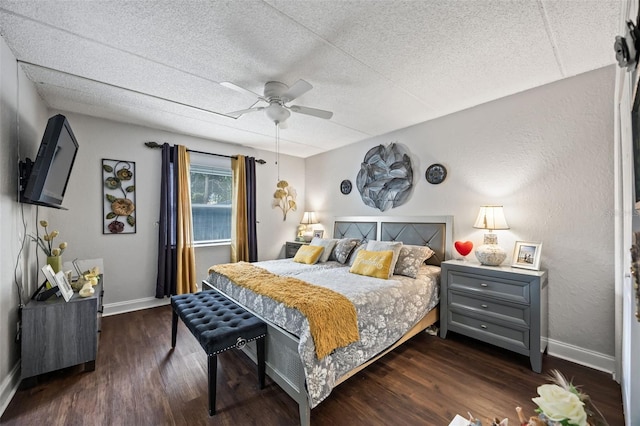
202, 216, 453, 425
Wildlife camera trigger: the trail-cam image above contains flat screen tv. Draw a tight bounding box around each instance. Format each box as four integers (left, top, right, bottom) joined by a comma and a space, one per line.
19, 114, 79, 210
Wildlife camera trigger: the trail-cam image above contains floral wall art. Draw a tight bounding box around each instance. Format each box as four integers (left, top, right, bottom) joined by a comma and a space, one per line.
272, 180, 297, 221
102, 159, 136, 234
356, 142, 414, 212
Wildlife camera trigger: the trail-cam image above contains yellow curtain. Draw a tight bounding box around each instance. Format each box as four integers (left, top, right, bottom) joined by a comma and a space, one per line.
231, 155, 249, 262
176, 146, 197, 294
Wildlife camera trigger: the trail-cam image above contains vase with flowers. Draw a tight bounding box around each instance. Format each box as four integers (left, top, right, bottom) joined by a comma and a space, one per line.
463, 370, 608, 426
31, 220, 67, 275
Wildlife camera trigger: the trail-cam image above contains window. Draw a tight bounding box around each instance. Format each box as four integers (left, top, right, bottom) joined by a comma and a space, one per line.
190, 153, 232, 244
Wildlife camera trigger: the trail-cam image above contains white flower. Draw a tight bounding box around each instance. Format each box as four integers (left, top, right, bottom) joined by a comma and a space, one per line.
532, 384, 588, 426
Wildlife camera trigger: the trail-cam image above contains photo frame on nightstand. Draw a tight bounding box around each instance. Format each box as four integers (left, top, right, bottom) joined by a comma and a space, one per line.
512, 241, 542, 270
313, 230, 324, 238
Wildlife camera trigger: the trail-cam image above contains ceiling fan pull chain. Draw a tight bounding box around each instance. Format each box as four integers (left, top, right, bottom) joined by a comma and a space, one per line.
276, 122, 280, 181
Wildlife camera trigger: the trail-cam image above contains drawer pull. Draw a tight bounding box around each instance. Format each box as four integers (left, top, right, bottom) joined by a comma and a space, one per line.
480, 283, 488, 287
480, 324, 487, 329
481, 304, 488, 309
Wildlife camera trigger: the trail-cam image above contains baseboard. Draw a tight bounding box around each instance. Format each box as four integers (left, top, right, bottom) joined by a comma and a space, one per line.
546, 337, 616, 376
0, 362, 20, 418
103, 296, 170, 317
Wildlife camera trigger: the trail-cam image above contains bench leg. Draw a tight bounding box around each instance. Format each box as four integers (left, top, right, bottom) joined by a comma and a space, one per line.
171, 309, 178, 348
257, 337, 265, 389
208, 354, 217, 416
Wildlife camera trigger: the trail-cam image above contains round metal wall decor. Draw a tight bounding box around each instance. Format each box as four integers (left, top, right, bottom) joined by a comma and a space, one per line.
340, 179, 352, 194
425, 163, 447, 184
356, 143, 413, 212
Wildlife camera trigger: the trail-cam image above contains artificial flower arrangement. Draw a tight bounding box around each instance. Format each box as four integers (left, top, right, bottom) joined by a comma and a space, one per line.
30, 220, 67, 257
466, 370, 608, 426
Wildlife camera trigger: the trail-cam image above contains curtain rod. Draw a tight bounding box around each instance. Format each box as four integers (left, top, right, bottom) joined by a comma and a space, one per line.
144, 142, 266, 164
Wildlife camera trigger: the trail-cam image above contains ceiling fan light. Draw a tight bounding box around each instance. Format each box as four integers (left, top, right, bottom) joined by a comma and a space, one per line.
265, 104, 291, 124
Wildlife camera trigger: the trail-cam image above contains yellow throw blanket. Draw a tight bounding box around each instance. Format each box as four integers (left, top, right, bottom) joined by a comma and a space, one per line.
209, 262, 359, 359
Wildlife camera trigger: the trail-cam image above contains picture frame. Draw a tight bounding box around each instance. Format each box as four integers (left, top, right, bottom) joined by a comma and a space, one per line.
313, 230, 324, 238
40, 264, 73, 302
40, 264, 58, 290
54, 270, 74, 302
512, 241, 542, 270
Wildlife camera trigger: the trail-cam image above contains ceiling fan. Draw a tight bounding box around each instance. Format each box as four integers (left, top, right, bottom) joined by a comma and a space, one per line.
221, 79, 333, 127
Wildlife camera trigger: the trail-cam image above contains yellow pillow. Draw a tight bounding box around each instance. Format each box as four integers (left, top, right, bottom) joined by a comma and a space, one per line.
293, 245, 324, 264
349, 249, 394, 279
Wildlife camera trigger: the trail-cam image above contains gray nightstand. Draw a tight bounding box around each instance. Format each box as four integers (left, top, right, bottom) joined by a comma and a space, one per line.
285, 241, 308, 258
439, 260, 548, 373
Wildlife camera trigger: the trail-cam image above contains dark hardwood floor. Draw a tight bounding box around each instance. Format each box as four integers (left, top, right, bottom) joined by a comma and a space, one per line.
1, 305, 625, 425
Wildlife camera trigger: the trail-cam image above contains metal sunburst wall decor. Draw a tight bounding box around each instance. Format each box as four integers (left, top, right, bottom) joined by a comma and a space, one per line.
356, 143, 413, 212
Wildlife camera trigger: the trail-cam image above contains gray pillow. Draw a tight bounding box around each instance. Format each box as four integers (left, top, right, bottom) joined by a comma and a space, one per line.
366, 240, 403, 278
394, 244, 435, 278
347, 243, 365, 266
310, 237, 338, 263
329, 238, 360, 264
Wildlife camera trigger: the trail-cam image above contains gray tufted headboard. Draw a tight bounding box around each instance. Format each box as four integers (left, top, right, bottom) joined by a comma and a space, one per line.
332, 216, 453, 266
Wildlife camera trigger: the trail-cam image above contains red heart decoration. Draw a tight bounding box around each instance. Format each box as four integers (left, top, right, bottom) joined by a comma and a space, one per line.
454, 240, 473, 257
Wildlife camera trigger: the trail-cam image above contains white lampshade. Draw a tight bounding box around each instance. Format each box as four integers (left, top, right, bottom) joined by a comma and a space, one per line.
301, 211, 318, 225
473, 205, 510, 231
473, 205, 509, 266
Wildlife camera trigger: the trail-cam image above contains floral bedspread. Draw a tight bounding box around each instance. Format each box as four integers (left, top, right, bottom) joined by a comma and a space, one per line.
205, 259, 440, 408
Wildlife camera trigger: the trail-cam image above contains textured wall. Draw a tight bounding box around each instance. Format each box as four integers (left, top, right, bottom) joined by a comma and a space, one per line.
0, 37, 49, 412
306, 66, 615, 359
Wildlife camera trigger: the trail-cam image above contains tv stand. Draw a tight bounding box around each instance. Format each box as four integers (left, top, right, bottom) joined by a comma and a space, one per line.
20, 276, 104, 384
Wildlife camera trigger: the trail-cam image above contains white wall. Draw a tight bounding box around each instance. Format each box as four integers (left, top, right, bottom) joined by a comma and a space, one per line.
0, 38, 49, 414
42, 113, 306, 314
306, 66, 617, 370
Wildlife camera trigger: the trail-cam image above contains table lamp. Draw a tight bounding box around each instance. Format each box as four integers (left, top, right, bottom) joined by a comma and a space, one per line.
301, 211, 318, 242
473, 205, 509, 266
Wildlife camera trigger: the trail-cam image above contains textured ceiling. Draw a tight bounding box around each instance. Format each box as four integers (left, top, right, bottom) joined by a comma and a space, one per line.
0, 0, 623, 158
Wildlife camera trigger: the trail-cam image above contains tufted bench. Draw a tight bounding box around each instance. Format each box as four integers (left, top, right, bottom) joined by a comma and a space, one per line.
171, 290, 267, 416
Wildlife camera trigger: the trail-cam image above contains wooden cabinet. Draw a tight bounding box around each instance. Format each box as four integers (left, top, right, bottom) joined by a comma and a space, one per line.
439, 260, 547, 372
285, 241, 308, 258
21, 276, 104, 381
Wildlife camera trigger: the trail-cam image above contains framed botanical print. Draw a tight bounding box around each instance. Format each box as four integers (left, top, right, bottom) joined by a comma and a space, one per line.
102, 159, 136, 234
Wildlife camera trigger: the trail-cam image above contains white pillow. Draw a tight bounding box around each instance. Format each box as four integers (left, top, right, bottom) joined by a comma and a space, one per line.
365, 240, 403, 278
310, 237, 338, 263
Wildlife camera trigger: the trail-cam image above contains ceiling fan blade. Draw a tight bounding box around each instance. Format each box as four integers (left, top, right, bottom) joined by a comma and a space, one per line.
281, 79, 313, 102
220, 81, 262, 98
226, 106, 264, 118
289, 105, 333, 119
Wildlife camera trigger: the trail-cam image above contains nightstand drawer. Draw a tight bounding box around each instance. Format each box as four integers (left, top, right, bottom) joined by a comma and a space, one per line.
448, 271, 529, 304
449, 291, 530, 327
285, 241, 307, 258
449, 310, 530, 351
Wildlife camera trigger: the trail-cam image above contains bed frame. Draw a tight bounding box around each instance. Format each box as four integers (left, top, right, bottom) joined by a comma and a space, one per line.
202, 215, 452, 425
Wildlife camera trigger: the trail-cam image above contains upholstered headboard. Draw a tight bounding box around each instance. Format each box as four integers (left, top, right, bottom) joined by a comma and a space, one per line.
332, 216, 453, 266
333, 221, 377, 241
